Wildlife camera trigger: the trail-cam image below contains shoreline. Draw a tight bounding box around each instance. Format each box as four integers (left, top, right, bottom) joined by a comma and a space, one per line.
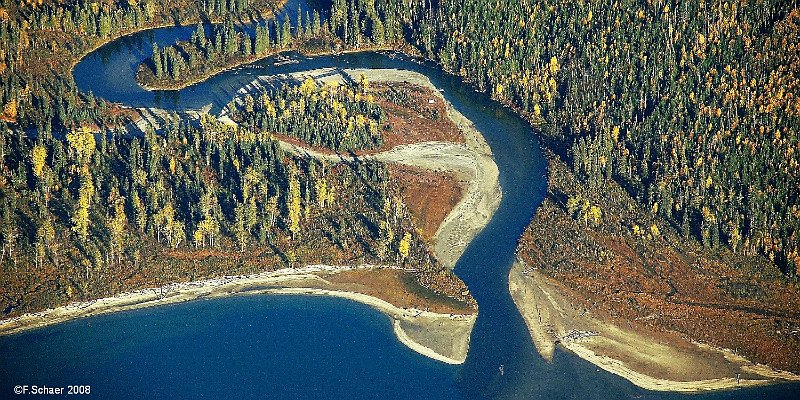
509, 259, 800, 392
137, 42, 414, 91
30, 0, 798, 393
0, 265, 476, 364
136, 54, 272, 91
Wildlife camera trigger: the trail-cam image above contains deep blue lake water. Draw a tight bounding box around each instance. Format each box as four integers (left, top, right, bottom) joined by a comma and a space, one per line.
2, 0, 799, 398
1, 296, 459, 399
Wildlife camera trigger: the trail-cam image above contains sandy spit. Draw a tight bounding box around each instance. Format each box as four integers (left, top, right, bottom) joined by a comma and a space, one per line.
509, 259, 800, 392
266, 286, 475, 365
0, 265, 475, 364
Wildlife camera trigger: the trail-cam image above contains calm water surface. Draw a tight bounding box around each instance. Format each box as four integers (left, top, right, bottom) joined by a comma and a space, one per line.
2, 1, 799, 398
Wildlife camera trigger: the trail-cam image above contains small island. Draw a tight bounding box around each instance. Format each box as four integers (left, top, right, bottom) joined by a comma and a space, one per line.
136, 0, 405, 90
136, 16, 322, 90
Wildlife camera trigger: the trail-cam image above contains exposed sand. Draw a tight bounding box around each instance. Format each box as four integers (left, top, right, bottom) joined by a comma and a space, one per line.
228, 67, 502, 268
0, 265, 475, 364
271, 286, 475, 364
509, 259, 800, 391
374, 140, 499, 269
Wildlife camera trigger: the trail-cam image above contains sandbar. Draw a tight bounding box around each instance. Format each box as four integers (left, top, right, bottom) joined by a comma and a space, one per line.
509, 259, 800, 391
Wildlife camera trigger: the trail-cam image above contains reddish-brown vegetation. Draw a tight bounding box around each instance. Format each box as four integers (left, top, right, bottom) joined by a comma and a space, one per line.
370, 82, 464, 151
327, 268, 475, 313
388, 164, 463, 242
517, 150, 800, 373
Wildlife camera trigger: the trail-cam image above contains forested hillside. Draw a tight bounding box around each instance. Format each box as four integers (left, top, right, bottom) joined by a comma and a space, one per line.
398, 0, 799, 277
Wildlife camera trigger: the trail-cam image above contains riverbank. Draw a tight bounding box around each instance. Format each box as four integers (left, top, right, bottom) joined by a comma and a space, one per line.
0, 265, 475, 364
509, 260, 800, 391
511, 149, 800, 391
136, 41, 413, 91
137, 52, 274, 91
355, 68, 501, 270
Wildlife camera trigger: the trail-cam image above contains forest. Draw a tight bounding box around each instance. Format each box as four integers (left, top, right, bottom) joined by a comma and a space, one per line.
394, 0, 799, 277
8, 99, 443, 312
227, 76, 386, 151
0, 0, 449, 315
0, 0, 284, 135
1, 0, 798, 313
137, 0, 411, 89
138, 9, 324, 89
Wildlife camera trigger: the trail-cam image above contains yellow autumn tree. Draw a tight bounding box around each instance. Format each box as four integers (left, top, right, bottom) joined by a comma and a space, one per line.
108, 197, 128, 264
650, 223, 660, 237
589, 205, 602, 226
194, 216, 219, 248
566, 194, 582, 218
612, 126, 621, 142
358, 73, 369, 94
1, 98, 16, 122
315, 178, 328, 208
300, 77, 317, 96
495, 82, 505, 97
288, 167, 302, 238
71, 170, 95, 239
32, 145, 47, 178
165, 219, 185, 248
66, 127, 96, 164
153, 202, 175, 243
377, 220, 394, 260
549, 56, 560, 75
398, 232, 412, 262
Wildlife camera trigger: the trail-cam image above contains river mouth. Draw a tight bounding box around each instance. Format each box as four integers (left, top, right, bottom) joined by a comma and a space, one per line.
4, 2, 800, 398
67, 19, 554, 395
73, 41, 553, 396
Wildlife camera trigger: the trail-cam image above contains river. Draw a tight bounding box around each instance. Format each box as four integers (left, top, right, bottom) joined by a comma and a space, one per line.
2, 1, 798, 399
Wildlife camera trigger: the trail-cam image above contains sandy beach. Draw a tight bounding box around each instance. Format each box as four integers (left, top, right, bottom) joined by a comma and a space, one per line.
509, 259, 800, 391
0, 265, 475, 364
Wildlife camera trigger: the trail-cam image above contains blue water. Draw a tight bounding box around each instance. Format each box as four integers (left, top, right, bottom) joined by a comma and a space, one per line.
1, 296, 459, 399
3, 0, 800, 398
